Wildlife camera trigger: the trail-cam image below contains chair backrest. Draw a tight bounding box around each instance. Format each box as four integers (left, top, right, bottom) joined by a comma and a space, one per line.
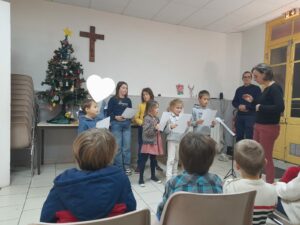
29, 209, 151, 225
160, 191, 256, 225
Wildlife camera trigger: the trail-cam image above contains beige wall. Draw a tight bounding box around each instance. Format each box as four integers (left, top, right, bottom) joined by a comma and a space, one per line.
11, 0, 242, 99
241, 23, 265, 75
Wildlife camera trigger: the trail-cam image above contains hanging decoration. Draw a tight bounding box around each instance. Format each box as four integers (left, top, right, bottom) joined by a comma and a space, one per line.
176, 84, 184, 95
188, 84, 194, 98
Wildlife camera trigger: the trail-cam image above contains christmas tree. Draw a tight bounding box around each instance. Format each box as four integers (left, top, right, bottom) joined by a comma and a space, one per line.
38, 28, 87, 123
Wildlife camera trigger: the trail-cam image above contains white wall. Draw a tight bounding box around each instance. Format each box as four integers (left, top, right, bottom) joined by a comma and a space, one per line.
0, 0, 11, 187
11, 0, 242, 99
225, 33, 242, 99
241, 23, 265, 74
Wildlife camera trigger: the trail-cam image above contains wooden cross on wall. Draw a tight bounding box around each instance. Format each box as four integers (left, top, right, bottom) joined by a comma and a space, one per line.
79, 26, 104, 62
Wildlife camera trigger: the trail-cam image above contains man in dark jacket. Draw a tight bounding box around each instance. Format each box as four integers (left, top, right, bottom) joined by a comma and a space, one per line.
232, 71, 261, 142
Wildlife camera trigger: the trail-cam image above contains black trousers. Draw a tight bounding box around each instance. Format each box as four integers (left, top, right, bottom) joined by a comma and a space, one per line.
139, 153, 156, 182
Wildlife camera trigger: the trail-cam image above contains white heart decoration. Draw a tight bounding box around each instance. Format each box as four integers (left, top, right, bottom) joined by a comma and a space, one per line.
86, 74, 115, 102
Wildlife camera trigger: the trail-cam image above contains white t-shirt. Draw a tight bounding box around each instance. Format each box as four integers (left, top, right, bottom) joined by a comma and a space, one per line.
224, 178, 277, 225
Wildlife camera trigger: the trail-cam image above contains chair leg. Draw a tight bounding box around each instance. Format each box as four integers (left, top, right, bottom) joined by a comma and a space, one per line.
30, 126, 36, 176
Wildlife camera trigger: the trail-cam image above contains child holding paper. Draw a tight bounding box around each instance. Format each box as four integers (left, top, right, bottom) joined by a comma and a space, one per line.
138, 100, 164, 187
107, 81, 133, 175
78, 98, 104, 134
133, 88, 163, 173
189, 90, 216, 136
164, 98, 188, 181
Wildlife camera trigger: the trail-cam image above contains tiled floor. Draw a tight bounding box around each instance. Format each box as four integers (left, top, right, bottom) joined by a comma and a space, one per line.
0, 157, 292, 225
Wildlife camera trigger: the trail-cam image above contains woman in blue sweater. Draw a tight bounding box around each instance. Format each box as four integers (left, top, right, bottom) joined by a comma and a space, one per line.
107, 81, 133, 175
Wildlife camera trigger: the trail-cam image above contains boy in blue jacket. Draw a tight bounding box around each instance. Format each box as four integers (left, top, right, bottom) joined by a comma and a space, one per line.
77, 98, 105, 134
40, 128, 136, 223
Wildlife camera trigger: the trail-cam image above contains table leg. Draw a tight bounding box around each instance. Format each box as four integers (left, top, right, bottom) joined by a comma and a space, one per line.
41, 128, 44, 165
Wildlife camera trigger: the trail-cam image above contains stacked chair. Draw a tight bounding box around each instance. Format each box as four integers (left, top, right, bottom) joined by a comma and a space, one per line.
11, 74, 38, 176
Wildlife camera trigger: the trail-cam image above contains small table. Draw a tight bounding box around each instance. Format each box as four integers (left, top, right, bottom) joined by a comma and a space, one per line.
37, 122, 78, 174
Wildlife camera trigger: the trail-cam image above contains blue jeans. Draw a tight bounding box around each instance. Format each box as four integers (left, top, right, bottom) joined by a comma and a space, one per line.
276, 197, 287, 217
111, 120, 131, 170
235, 114, 256, 142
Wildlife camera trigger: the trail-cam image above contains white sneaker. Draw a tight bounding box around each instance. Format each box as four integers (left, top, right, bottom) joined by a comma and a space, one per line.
139, 181, 145, 187
218, 153, 229, 162
125, 168, 132, 176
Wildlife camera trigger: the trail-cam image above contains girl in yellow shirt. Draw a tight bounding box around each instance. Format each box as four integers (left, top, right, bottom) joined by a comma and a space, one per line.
133, 88, 163, 173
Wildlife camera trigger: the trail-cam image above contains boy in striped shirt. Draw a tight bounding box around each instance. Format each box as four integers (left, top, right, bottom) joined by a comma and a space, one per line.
224, 139, 277, 225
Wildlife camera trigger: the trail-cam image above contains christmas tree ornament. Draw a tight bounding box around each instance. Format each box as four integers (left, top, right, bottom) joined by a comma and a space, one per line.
63, 27, 73, 37
65, 111, 72, 119
53, 95, 59, 101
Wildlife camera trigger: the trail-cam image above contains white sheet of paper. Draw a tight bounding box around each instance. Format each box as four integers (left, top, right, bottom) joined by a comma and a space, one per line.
173, 113, 192, 134
201, 109, 217, 126
159, 112, 171, 131
121, 108, 136, 119
96, 117, 110, 129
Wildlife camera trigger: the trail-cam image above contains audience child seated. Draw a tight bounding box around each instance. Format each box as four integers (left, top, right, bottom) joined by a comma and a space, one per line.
223, 139, 277, 225
280, 166, 300, 183
275, 166, 300, 224
138, 100, 164, 187
40, 128, 136, 223
77, 98, 104, 134
156, 132, 223, 220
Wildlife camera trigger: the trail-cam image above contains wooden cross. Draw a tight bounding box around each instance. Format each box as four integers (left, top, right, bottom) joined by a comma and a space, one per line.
79, 26, 104, 62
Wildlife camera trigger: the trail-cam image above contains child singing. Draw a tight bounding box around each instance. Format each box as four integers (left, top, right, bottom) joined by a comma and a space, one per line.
139, 100, 164, 187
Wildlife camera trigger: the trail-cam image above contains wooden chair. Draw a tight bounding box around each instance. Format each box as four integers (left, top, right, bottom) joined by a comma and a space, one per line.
160, 191, 256, 225
29, 209, 151, 225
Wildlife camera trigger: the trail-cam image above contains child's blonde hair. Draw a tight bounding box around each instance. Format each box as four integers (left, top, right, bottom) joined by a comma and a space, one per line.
81, 98, 96, 114
168, 98, 183, 111
73, 128, 116, 170
234, 139, 265, 176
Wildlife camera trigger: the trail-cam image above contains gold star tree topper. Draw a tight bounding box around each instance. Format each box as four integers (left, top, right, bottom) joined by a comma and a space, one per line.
63, 28, 73, 37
